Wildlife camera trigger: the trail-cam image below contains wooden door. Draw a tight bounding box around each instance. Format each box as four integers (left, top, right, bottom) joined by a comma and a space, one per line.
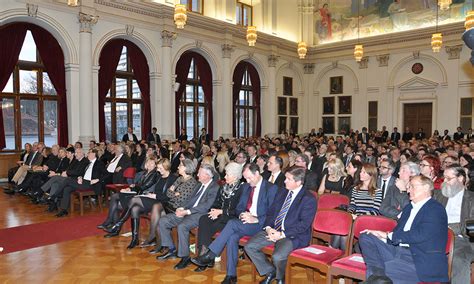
403, 103, 432, 136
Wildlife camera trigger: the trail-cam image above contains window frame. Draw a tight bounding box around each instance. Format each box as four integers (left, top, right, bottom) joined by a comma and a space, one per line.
180, 0, 204, 14
236, 1, 253, 26
104, 46, 144, 142
1, 32, 60, 152
235, 67, 256, 138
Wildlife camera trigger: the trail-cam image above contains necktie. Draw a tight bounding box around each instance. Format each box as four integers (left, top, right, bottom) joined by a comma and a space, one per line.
110, 156, 118, 164
274, 191, 293, 231
246, 186, 256, 211
29, 151, 37, 166
270, 174, 275, 183
382, 179, 387, 198
192, 184, 206, 208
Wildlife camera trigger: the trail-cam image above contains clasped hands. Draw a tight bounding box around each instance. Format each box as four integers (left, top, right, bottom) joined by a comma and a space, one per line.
239, 212, 258, 224
175, 207, 190, 218
265, 227, 283, 242
362, 229, 389, 240
208, 208, 222, 220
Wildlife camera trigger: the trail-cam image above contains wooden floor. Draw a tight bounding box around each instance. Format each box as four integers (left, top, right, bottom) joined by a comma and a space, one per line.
0, 186, 325, 283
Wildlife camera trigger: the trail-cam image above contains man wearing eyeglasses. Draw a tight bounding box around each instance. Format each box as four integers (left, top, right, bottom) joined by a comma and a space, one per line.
433, 165, 474, 284
360, 175, 448, 283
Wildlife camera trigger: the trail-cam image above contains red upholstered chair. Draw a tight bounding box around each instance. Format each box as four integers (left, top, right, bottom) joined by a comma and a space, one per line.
285, 209, 353, 284
446, 228, 455, 280
327, 215, 397, 283
318, 193, 350, 210
70, 188, 103, 216
104, 167, 136, 200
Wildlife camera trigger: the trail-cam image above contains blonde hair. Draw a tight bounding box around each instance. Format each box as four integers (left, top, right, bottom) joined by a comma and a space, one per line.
328, 158, 347, 180
216, 151, 230, 173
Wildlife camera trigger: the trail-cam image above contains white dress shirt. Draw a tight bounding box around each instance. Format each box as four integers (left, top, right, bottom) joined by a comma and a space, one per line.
83, 158, 96, 181
249, 178, 263, 217
107, 154, 123, 173
446, 190, 464, 224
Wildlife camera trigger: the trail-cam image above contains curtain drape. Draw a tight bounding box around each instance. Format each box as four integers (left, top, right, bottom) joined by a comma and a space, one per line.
193, 53, 213, 140
231, 61, 247, 137
174, 52, 193, 138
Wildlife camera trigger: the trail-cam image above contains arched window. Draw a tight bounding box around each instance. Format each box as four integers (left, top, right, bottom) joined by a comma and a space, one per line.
98, 39, 151, 142
233, 61, 261, 138
0, 23, 67, 150
175, 51, 213, 140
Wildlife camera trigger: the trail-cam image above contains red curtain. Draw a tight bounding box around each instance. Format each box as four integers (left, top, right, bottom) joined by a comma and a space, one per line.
193, 53, 213, 140
0, 23, 68, 148
126, 42, 151, 141
98, 39, 123, 142
232, 61, 247, 137
30, 25, 68, 146
232, 61, 261, 137
174, 52, 193, 138
0, 23, 27, 149
98, 39, 151, 142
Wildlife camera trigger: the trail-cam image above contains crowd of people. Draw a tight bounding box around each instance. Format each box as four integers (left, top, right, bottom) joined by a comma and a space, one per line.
4, 125, 474, 283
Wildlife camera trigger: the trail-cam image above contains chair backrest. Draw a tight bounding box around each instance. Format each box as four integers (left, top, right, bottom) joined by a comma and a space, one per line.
123, 167, 136, 179
348, 215, 397, 253
318, 193, 350, 210
313, 209, 353, 237
446, 228, 454, 280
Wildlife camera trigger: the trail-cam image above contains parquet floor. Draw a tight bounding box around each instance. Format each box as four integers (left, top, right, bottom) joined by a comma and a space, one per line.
0, 185, 326, 283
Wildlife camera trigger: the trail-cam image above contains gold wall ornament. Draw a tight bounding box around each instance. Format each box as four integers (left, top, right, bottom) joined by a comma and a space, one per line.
465, 11, 474, 31
431, 33, 443, 52
438, 0, 452, 11
354, 44, 364, 62
246, 26, 257, 46
174, 4, 187, 29
68, 0, 79, 6
297, 41, 307, 59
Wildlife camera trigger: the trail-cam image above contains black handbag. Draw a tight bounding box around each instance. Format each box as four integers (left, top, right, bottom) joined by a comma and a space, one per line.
466, 219, 474, 237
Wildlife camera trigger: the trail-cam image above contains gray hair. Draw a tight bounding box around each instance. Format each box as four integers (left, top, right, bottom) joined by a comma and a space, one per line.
181, 158, 196, 175
404, 161, 421, 176
199, 163, 215, 178
225, 162, 243, 180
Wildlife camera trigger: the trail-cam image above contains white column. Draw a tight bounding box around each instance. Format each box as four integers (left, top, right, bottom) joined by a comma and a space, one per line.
160, 30, 176, 140
262, 54, 278, 137
78, 12, 98, 146
65, 63, 79, 143
219, 44, 234, 138
150, 71, 161, 130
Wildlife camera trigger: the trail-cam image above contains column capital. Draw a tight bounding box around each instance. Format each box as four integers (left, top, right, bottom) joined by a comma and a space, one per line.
267, 54, 279, 67
304, 63, 315, 74
445, 44, 463, 60
78, 12, 98, 33
161, 30, 177, 47
26, 3, 38, 18
221, 44, 234, 59
358, 57, 369, 69
376, 54, 390, 67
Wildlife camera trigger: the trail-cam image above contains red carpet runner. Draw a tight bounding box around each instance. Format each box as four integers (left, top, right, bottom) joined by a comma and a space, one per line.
0, 213, 107, 254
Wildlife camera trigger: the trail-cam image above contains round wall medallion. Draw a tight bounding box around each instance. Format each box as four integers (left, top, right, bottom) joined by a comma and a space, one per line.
412, 63, 423, 74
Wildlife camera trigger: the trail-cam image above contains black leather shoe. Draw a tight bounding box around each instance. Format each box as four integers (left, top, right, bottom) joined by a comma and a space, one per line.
221, 275, 237, 284
140, 238, 156, 248
156, 248, 176, 260
96, 222, 111, 230
3, 189, 15, 195
47, 202, 58, 212
174, 257, 191, 270
104, 231, 120, 238
259, 271, 276, 284
191, 251, 215, 267
194, 265, 207, 272
55, 209, 68, 218
149, 246, 163, 254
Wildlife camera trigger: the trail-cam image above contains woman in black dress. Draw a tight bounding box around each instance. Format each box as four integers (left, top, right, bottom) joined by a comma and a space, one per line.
99, 158, 158, 243
191, 162, 244, 272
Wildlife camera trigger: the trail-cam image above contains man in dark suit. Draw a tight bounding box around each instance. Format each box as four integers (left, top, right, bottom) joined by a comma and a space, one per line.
415, 127, 426, 140
442, 129, 451, 140
263, 154, 285, 189
360, 175, 448, 283
294, 154, 319, 191
147, 127, 161, 145
402, 126, 413, 142
434, 165, 474, 284
170, 142, 182, 173
55, 149, 107, 217
376, 159, 396, 200
198, 128, 210, 145
244, 166, 317, 284
358, 127, 370, 144
105, 144, 132, 184
453, 126, 464, 141
177, 128, 188, 142
313, 144, 328, 187
157, 164, 219, 270
122, 127, 139, 143
190, 164, 277, 284
381, 126, 389, 142
11, 142, 44, 185
379, 161, 417, 219
342, 144, 354, 168
390, 127, 401, 144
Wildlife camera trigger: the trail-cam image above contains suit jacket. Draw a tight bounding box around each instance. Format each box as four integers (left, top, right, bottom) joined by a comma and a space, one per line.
263, 187, 317, 249
170, 151, 181, 173
390, 198, 448, 282
434, 190, 474, 237
381, 130, 389, 141
177, 134, 188, 142
453, 132, 464, 141
83, 159, 107, 181
442, 134, 451, 141
262, 171, 285, 190
402, 132, 413, 142
27, 151, 43, 167
376, 176, 395, 199
122, 133, 139, 143
415, 132, 426, 140
199, 133, 210, 145
54, 157, 70, 173
390, 132, 401, 143
342, 154, 354, 168
113, 154, 132, 184
184, 180, 219, 215
379, 183, 409, 219
357, 133, 369, 144
147, 132, 161, 145
133, 170, 158, 194
364, 155, 377, 165
304, 170, 319, 191
66, 157, 89, 178
236, 180, 278, 226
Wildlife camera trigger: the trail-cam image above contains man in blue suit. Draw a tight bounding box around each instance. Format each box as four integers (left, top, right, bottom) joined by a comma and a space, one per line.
359, 175, 449, 283
191, 163, 277, 284
244, 166, 317, 284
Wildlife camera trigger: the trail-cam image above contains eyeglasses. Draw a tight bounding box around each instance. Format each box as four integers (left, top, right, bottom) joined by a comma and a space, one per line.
443, 176, 457, 182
